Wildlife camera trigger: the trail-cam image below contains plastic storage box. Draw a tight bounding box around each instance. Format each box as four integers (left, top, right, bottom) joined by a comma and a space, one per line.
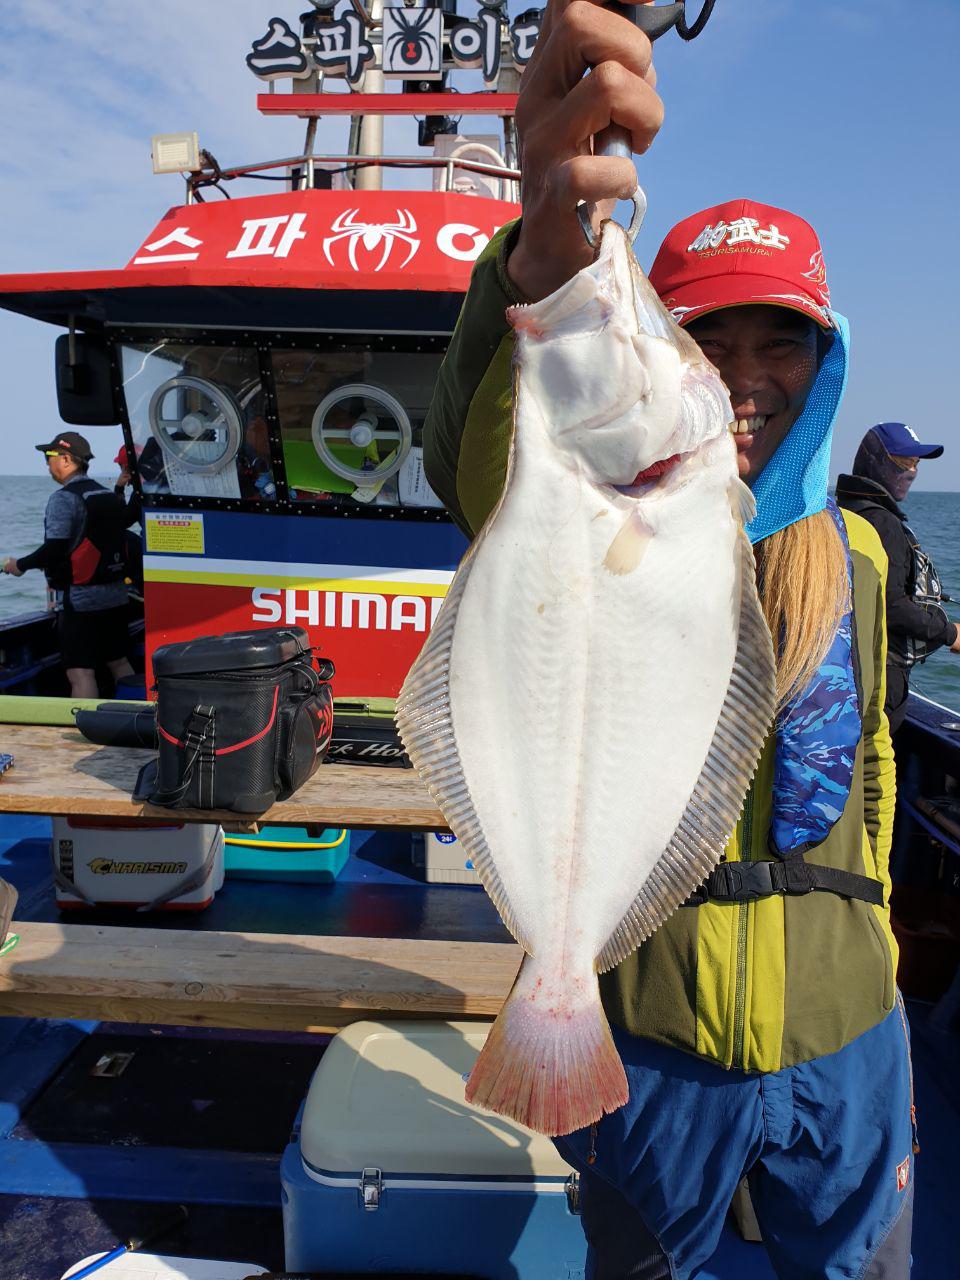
281, 1020, 586, 1279
223, 826, 350, 883
52, 817, 224, 911
412, 830, 479, 884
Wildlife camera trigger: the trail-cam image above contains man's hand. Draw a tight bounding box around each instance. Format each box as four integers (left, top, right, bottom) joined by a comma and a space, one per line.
2, 557, 22, 577
508, 0, 664, 301
950, 626, 960, 654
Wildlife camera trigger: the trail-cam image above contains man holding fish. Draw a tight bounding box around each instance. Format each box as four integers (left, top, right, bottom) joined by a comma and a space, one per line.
407, 1, 914, 1276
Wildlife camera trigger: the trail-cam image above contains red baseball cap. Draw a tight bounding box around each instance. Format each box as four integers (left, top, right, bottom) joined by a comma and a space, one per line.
648, 199, 833, 329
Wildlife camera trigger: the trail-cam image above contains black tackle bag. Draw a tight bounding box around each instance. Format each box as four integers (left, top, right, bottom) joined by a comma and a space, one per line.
135, 627, 334, 813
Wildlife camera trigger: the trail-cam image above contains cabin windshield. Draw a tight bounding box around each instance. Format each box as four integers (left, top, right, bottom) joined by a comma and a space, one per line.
120, 341, 277, 501
272, 347, 443, 506
120, 338, 448, 511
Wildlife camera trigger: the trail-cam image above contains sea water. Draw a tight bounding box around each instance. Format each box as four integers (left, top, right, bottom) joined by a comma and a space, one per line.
1, 476, 958, 711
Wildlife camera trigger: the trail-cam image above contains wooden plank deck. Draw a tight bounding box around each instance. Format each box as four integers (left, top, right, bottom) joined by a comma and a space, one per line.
0, 723, 446, 828
0, 922, 521, 1031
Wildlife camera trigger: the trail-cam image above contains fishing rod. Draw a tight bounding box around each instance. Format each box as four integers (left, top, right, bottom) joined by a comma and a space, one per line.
578, 0, 717, 246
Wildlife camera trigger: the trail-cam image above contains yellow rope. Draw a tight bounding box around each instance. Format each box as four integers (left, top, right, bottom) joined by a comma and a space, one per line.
224, 829, 348, 852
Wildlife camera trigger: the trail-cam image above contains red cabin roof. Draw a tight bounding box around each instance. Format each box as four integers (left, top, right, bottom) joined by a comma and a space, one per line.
0, 190, 519, 331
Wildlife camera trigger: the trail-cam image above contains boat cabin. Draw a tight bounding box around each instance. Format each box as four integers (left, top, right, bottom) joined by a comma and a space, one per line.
0, 16, 525, 695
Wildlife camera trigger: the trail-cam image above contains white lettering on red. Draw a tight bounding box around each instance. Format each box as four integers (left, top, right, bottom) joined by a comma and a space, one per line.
436, 222, 490, 262
341, 592, 387, 630
227, 213, 308, 260
134, 228, 203, 265
390, 595, 427, 631
284, 587, 320, 627
252, 586, 282, 623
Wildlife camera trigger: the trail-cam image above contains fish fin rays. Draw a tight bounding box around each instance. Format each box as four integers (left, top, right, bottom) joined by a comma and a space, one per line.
595, 522, 776, 973
603, 508, 653, 576
395, 549, 533, 955
466, 956, 628, 1136
729, 477, 756, 526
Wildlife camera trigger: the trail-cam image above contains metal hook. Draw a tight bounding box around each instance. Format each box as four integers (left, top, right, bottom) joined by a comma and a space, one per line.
577, 188, 647, 248
578, 1, 717, 246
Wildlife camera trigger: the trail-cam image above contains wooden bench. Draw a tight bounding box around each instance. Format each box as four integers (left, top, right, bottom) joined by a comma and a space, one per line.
0, 922, 521, 1032
0, 724, 516, 1031
0, 723, 447, 828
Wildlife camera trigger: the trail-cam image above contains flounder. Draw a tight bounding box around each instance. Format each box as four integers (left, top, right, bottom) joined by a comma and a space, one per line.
396, 222, 776, 1136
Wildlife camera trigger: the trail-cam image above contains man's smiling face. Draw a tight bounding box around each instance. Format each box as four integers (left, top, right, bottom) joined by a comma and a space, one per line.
686, 305, 825, 483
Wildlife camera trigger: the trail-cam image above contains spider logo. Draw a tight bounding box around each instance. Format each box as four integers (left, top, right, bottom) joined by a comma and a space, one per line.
384, 6, 441, 70
322, 209, 421, 272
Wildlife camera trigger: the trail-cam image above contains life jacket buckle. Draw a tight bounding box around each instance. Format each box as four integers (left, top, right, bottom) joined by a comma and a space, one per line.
713, 859, 776, 902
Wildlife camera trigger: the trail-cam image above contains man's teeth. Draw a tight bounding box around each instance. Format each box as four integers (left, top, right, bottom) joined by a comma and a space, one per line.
730, 416, 769, 435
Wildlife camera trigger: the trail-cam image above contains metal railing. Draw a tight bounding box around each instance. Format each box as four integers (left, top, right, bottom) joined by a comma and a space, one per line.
186, 151, 521, 205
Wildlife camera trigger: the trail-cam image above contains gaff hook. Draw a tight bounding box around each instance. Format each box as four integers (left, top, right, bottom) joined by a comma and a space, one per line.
577, 0, 717, 247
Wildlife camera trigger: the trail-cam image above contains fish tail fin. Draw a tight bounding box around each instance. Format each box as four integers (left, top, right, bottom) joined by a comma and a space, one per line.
465, 957, 628, 1136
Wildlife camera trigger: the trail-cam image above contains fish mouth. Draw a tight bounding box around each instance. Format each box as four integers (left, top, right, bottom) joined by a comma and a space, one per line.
630, 453, 682, 484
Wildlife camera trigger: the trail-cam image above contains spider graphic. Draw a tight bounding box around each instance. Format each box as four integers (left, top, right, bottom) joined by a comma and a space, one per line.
322, 209, 421, 272
384, 6, 441, 71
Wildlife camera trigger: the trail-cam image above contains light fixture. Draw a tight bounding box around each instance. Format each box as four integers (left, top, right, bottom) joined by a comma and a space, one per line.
151, 132, 201, 175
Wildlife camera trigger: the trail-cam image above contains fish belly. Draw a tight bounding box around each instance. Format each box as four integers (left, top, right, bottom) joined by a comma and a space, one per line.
449, 405, 740, 982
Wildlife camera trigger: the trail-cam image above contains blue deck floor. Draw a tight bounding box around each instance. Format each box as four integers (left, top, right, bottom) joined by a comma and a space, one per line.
0, 817, 955, 1277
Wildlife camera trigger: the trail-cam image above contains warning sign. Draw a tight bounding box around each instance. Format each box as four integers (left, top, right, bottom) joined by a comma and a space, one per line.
145, 512, 205, 555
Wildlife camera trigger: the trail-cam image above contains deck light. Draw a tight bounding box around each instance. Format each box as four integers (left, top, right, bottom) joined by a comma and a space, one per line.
151, 132, 201, 175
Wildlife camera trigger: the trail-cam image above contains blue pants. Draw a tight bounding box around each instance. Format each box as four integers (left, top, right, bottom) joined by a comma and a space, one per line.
556, 1003, 916, 1280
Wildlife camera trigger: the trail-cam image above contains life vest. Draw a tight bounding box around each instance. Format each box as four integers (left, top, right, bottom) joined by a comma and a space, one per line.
46, 478, 128, 593
891, 521, 948, 668
837, 490, 950, 670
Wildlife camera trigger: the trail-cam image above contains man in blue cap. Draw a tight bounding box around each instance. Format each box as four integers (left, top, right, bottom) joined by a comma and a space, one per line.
836, 423, 959, 731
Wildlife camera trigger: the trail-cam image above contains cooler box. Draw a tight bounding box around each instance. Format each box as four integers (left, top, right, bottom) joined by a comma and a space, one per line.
412, 831, 480, 884
281, 1021, 586, 1280
52, 817, 224, 910
224, 826, 350, 883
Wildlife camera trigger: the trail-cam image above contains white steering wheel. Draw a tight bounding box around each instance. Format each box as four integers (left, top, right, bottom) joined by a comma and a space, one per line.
148, 375, 243, 475
311, 383, 412, 484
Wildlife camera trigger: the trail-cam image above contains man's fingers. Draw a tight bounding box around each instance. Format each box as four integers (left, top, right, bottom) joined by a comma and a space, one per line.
519, 0, 653, 125
531, 61, 663, 158
554, 153, 639, 207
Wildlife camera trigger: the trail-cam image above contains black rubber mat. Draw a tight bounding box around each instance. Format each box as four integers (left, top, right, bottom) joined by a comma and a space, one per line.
13, 1026, 324, 1152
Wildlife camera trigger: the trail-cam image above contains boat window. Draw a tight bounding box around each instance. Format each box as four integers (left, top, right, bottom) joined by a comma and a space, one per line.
120, 342, 276, 501
272, 348, 444, 508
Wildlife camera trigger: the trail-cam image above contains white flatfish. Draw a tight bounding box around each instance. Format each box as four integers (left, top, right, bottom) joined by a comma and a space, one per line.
397, 222, 775, 1135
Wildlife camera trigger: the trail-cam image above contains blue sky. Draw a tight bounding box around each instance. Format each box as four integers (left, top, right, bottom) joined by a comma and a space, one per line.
0, 0, 958, 486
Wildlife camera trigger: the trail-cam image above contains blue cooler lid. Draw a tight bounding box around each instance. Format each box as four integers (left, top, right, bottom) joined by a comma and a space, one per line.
299, 1020, 574, 1180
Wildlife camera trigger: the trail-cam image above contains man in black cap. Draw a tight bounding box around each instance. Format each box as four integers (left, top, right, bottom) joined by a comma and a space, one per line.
2, 431, 137, 697
837, 422, 959, 732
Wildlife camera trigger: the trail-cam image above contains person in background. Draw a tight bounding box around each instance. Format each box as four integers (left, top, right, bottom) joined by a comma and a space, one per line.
836, 423, 959, 732
1, 431, 137, 698
114, 444, 144, 597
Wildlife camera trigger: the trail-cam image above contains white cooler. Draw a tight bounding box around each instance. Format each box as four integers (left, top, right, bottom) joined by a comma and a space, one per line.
281, 1020, 587, 1279
52, 817, 224, 911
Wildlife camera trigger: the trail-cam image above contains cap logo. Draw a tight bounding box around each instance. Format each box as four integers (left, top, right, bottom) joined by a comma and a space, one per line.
905, 425, 919, 442
801, 250, 831, 304
687, 218, 791, 255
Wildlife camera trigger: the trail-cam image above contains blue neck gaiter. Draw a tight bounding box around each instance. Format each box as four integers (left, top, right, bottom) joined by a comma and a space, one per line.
746, 313, 850, 546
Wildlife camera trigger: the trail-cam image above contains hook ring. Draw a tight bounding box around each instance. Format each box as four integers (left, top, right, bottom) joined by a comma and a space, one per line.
577, 187, 648, 248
